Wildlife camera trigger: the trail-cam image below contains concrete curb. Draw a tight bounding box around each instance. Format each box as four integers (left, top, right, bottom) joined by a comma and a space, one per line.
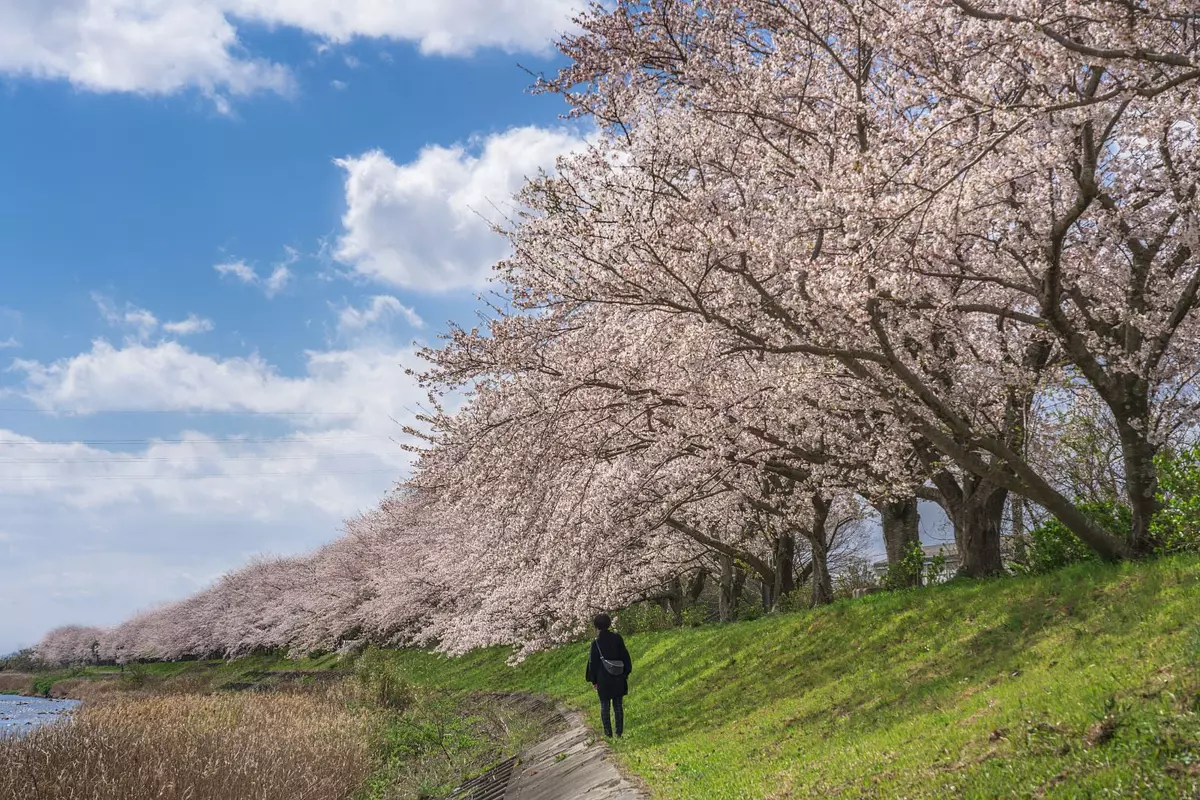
504, 703, 647, 800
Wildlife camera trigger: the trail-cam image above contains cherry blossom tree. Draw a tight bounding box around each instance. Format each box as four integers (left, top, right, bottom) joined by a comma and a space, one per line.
507, 0, 1200, 571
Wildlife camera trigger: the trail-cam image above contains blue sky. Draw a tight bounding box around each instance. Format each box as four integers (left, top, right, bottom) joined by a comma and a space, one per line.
0, 0, 589, 654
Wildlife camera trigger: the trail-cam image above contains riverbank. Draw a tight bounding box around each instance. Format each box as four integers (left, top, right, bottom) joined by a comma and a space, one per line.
0, 654, 554, 800
0, 695, 79, 737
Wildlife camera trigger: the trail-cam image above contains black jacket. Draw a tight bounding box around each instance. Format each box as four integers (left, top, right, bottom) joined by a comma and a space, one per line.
585, 630, 632, 700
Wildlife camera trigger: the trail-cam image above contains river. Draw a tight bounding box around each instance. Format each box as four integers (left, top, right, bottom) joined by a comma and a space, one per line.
0, 695, 80, 737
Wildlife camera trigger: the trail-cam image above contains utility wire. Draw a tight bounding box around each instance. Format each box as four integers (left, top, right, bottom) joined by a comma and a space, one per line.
0, 453, 395, 464
0, 435, 383, 446
0, 408, 364, 416
0, 469, 400, 482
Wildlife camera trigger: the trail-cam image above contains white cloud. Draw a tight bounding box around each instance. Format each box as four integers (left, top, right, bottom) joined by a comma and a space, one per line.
331, 79, 348, 91
0, 338, 20, 349
11, 339, 433, 432
0, 0, 578, 101
0, 336, 432, 653
0, 1, 292, 100
264, 264, 293, 298
162, 314, 215, 336
336, 295, 424, 332
93, 295, 212, 340
215, 260, 258, 284
215, 252, 294, 298
93, 294, 159, 341
334, 126, 588, 291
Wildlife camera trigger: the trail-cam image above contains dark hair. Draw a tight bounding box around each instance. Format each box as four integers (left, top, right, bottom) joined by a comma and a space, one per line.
593, 613, 612, 631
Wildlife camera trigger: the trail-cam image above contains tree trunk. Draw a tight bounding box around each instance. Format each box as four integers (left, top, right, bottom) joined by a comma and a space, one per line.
875, 497, 921, 587
1117, 415, 1161, 555
772, 532, 796, 608
954, 485, 1007, 577
718, 555, 735, 622
932, 471, 1008, 578
731, 562, 747, 618
667, 576, 684, 624
687, 570, 707, 603
808, 494, 834, 606
1011, 496, 1027, 565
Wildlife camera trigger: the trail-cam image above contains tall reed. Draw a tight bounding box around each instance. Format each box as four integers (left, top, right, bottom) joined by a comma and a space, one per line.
0, 690, 377, 800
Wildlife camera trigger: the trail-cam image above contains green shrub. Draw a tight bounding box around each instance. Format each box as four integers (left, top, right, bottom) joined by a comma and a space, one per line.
735, 597, 765, 621
1022, 501, 1131, 575
615, 603, 677, 635
883, 541, 926, 589
355, 647, 414, 711
1152, 444, 1200, 554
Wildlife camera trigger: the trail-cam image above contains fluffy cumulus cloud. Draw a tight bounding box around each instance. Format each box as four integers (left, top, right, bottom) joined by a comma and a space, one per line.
0, 0, 578, 99
12, 339, 417, 422
335, 126, 589, 291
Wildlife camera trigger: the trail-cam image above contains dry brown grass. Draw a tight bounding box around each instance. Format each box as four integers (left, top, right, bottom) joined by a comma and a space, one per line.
0, 690, 379, 800
0, 674, 33, 695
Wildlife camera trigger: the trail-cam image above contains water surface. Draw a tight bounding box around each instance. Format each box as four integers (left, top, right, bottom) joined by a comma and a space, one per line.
0, 695, 80, 736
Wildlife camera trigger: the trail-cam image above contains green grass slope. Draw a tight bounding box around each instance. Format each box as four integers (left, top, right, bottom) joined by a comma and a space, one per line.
388, 556, 1200, 799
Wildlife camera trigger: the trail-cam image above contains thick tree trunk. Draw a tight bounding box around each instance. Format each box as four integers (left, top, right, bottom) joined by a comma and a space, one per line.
687, 570, 707, 603
808, 494, 834, 606
875, 497, 921, 587
809, 534, 834, 607
772, 533, 796, 608
1117, 416, 1161, 555
954, 486, 1007, 578
932, 471, 1008, 578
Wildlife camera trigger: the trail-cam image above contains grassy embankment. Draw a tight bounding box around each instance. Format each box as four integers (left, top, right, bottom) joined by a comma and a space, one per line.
9, 556, 1200, 798
0, 652, 553, 800
381, 556, 1200, 798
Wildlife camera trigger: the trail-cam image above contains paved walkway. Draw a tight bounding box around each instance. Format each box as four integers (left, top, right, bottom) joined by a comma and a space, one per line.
505, 705, 646, 800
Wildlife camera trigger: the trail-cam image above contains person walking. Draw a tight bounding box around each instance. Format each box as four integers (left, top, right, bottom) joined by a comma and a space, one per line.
585, 612, 632, 738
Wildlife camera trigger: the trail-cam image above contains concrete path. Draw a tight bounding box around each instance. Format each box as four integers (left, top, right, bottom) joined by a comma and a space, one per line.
505, 705, 647, 800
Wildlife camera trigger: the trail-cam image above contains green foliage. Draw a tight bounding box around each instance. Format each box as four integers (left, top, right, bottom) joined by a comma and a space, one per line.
832, 558, 880, 599
925, 549, 950, 584
775, 589, 809, 613
883, 541, 925, 589
615, 602, 678, 635
733, 597, 764, 621
121, 662, 150, 689
679, 605, 707, 628
1021, 501, 1132, 575
1019, 444, 1200, 571
0, 648, 39, 673
360, 689, 550, 800
385, 555, 1200, 799
356, 647, 414, 711
1152, 444, 1200, 554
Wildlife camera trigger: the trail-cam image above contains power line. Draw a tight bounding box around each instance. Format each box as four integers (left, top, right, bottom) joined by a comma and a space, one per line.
0, 469, 401, 482
0, 453, 396, 464
0, 408, 365, 416
0, 435, 384, 446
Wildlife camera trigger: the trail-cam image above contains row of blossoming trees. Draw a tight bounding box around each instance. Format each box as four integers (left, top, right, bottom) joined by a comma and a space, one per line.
37, 0, 1200, 665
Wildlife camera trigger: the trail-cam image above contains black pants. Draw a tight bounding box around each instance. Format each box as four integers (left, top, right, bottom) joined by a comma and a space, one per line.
600, 696, 624, 737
